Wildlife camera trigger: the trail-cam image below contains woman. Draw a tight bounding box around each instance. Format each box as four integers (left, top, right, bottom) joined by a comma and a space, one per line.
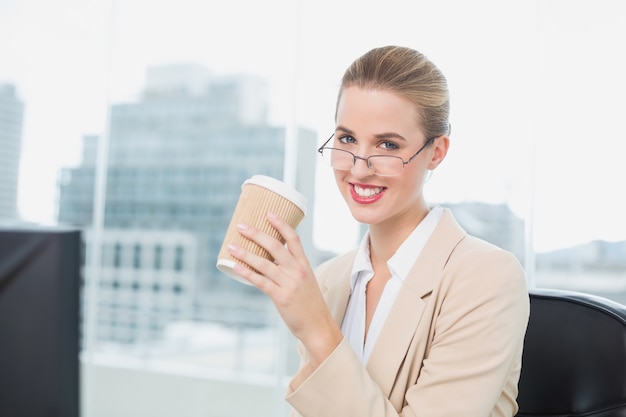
227, 45, 530, 417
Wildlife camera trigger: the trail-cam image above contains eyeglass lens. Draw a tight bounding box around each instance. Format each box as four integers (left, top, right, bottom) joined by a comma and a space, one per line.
321, 148, 403, 176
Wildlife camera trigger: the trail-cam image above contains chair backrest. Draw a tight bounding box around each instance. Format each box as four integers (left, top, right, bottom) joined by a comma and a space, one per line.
516, 288, 626, 417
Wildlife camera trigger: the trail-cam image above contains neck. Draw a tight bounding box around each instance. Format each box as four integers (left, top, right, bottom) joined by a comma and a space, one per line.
368, 203, 431, 266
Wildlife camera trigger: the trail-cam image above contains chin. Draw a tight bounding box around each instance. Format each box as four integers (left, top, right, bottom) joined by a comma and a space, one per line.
347, 206, 384, 226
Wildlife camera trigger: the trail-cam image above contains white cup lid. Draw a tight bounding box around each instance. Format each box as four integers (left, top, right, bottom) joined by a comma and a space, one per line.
243, 175, 307, 215
216, 259, 253, 285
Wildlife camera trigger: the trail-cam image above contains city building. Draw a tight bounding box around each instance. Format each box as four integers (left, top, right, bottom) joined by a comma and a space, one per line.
57, 65, 318, 345
443, 201, 526, 262
0, 84, 24, 222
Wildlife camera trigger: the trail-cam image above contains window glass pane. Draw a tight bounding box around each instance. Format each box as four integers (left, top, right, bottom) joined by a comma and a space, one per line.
531, 1, 626, 305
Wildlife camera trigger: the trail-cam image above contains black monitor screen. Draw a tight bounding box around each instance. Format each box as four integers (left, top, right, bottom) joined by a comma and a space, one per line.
0, 227, 81, 417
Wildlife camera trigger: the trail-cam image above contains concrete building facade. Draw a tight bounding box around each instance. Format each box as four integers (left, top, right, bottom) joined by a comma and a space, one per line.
58, 65, 318, 345
0, 84, 24, 222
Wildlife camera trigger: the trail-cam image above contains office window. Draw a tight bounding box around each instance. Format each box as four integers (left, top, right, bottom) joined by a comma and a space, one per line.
113, 243, 122, 268
133, 244, 141, 269
173, 245, 184, 272
154, 245, 163, 270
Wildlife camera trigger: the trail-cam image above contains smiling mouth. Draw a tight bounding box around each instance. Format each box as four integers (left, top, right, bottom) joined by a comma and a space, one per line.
352, 184, 385, 198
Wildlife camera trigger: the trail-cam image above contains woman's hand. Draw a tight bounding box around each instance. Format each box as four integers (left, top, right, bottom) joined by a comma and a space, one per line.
227, 211, 343, 365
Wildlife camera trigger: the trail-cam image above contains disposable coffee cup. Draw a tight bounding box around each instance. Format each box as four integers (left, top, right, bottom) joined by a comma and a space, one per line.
216, 175, 307, 284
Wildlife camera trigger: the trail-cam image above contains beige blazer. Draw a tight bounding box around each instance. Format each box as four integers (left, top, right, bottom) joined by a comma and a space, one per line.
286, 208, 530, 417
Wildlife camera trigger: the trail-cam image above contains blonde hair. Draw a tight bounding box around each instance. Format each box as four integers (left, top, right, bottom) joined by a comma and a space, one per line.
337, 45, 450, 139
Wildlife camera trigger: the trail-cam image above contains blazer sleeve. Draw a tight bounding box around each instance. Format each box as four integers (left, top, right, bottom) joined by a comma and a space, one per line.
286, 244, 529, 417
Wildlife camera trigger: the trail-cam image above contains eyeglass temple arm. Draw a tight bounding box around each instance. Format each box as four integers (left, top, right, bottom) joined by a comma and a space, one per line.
317, 134, 335, 153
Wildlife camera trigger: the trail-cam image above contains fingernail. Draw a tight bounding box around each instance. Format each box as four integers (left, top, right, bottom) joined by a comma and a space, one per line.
236, 223, 249, 231
267, 212, 278, 220
227, 243, 239, 253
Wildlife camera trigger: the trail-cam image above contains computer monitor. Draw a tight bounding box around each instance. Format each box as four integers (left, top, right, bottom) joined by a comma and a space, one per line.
0, 227, 81, 417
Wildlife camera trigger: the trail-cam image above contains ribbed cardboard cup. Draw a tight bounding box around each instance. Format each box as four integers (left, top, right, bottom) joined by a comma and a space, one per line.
216, 175, 307, 284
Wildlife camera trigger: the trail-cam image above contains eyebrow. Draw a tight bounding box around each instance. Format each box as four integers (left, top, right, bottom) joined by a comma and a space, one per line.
335, 126, 407, 142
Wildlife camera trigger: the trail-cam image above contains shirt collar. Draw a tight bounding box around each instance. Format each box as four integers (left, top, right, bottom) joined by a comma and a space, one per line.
349, 232, 373, 291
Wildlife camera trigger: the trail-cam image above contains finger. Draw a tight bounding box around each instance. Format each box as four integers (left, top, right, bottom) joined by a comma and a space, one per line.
227, 243, 279, 291
236, 222, 295, 270
266, 212, 307, 261
227, 239, 278, 276
234, 263, 277, 295
234, 221, 307, 289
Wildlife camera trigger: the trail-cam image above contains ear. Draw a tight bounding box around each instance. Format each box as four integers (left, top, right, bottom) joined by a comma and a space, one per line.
428, 135, 450, 170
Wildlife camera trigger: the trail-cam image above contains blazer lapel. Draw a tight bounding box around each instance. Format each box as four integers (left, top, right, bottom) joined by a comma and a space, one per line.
365, 209, 467, 396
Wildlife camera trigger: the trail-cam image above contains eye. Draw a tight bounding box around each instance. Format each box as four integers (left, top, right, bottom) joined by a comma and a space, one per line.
379, 141, 400, 150
337, 134, 356, 145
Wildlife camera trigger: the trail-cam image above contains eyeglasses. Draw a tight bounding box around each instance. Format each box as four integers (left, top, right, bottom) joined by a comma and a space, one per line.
317, 133, 436, 177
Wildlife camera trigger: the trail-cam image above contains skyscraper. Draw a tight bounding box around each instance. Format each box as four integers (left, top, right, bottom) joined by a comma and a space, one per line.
57, 65, 318, 344
0, 84, 25, 222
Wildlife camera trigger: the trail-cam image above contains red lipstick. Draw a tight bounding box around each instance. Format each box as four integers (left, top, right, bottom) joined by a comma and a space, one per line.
349, 183, 385, 204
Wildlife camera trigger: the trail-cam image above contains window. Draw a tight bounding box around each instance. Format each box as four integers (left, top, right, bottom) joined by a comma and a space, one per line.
173, 245, 184, 272
133, 244, 141, 269
113, 244, 122, 268
154, 245, 163, 270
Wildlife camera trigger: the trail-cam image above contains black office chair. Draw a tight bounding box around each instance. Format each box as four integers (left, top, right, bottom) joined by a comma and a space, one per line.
516, 288, 626, 417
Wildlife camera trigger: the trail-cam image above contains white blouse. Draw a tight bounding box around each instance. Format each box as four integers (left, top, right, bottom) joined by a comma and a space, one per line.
340, 206, 444, 364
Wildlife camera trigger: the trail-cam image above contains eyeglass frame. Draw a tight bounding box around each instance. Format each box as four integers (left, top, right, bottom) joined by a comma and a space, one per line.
316, 133, 437, 177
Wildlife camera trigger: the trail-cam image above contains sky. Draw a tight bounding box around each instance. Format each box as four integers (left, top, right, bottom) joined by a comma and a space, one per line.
1, 0, 626, 253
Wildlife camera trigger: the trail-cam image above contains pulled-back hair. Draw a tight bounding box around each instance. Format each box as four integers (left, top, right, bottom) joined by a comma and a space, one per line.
337, 46, 450, 139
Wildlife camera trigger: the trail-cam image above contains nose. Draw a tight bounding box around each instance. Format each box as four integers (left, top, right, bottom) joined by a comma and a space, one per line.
350, 155, 373, 178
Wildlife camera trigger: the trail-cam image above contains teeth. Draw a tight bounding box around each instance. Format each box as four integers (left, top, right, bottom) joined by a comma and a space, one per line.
354, 185, 384, 198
